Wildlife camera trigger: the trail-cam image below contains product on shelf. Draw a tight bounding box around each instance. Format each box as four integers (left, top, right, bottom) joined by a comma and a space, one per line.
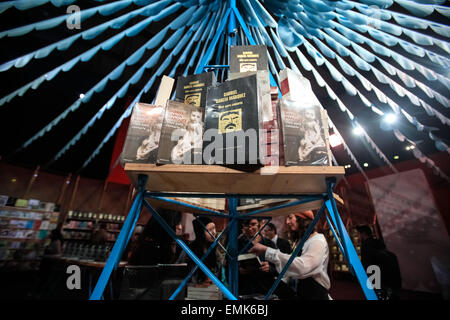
157, 100, 204, 165
204, 74, 261, 165
278, 68, 332, 166
175, 72, 216, 108
120, 75, 174, 165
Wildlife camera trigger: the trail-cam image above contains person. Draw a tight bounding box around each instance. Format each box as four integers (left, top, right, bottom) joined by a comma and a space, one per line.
250, 211, 331, 300
263, 222, 291, 254
44, 228, 64, 256
128, 209, 182, 265
177, 216, 221, 285
136, 114, 162, 161
91, 222, 108, 245
237, 219, 295, 299
356, 225, 402, 300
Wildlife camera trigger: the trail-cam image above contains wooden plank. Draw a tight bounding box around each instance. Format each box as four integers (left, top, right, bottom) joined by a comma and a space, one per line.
125, 164, 344, 195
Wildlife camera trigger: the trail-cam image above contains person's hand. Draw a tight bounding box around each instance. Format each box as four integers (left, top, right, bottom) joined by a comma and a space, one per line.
259, 261, 270, 273
249, 242, 268, 256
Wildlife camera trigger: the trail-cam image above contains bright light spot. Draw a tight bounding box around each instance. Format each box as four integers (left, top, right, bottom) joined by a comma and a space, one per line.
329, 133, 343, 148
406, 145, 415, 151
33, 174, 38, 177
363, 163, 369, 167
344, 164, 351, 169
394, 155, 399, 160
79, 93, 85, 99
384, 113, 397, 124
353, 126, 364, 135
11, 178, 17, 183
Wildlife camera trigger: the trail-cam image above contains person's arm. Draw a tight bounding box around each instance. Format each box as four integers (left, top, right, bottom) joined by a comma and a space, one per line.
252, 240, 326, 279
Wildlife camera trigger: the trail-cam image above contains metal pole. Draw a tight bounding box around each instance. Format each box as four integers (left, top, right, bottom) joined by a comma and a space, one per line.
169, 218, 237, 300
144, 200, 237, 300
227, 196, 240, 297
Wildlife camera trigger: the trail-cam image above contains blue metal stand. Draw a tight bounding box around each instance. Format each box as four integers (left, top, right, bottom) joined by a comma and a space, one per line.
90, 174, 378, 300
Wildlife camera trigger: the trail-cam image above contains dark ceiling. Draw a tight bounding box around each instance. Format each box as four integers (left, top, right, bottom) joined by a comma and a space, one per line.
0, 0, 449, 182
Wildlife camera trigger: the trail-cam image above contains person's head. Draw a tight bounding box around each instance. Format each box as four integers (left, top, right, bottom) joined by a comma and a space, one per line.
263, 223, 277, 240
286, 211, 314, 239
190, 110, 202, 123
175, 223, 183, 236
192, 216, 216, 244
244, 219, 260, 238
304, 108, 316, 120
356, 225, 373, 242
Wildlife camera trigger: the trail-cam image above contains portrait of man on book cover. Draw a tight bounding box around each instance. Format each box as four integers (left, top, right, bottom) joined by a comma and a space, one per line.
171, 109, 204, 164
135, 115, 163, 162
297, 106, 328, 165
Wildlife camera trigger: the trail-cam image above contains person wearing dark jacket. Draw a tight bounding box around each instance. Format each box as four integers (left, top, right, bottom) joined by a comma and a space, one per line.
356, 225, 402, 300
263, 222, 292, 254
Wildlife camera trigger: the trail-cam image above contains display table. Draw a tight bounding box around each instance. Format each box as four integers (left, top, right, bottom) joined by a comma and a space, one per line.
89, 164, 377, 300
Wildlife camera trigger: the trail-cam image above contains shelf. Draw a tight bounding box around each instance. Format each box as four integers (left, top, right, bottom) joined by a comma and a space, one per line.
0, 238, 43, 242
0, 216, 50, 221
63, 228, 93, 232
0, 206, 56, 214
66, 217, 96, 222
125, 164, 345, 195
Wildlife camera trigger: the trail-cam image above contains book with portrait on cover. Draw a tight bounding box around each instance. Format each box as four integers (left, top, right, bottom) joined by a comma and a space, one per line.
157, 100, 204, 165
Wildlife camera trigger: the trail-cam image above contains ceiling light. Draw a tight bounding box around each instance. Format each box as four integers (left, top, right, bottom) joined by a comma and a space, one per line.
394, 155, 399, 160
384, 113, 397, 124
363, 163, 369, 167
79, 93, 85, 99
353, 126, 363, 135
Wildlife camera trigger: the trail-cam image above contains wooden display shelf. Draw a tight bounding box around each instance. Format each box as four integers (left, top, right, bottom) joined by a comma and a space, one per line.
0, 206, 56, 214
125, 164, 345, 195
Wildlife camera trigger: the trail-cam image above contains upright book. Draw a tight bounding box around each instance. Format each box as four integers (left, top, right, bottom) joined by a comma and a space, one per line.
175, 72, 216, 108
278, 68, 332, 166
203, 74, 261, 165
120, 76, 174, 165
157, 100, 204, 164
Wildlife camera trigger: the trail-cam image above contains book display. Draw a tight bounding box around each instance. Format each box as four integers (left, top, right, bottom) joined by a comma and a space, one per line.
0, 196, 60, 270
326, 227, 363, 275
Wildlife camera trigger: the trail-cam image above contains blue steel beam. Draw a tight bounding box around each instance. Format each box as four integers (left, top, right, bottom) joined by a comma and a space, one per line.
239, 196, 323, 218
227, 197, 240, 297
238, 218, 272, 255
145, 191, 322, 199
325, 199, 378, 300
169, 218, 237, 300
143, 199, 238, 300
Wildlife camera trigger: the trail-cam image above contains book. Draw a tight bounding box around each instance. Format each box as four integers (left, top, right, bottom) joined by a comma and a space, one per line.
14, 199, 28, 208
120, 76, 174, 165
203, 74, 261, 165
27, 199, 40, 209
0, 195, 8, 206
157, 100, 204, 165
229, 45, 272, 123
238, 253, 262, 271
278, 68, 332, 166
120, 102, 166, 164
229, 45, 269, 74
175, 72, 216, 108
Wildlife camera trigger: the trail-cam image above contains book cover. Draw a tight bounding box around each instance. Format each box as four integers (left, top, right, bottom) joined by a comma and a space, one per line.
14, 199, 28, 208
203, 74, 261, 165
175, 72, 216, 108
120, 102, 166, 164
0, 195, 8, 207
27, 199, 40, 209
157, 100, 204, 165
229, 45, 268, 74
5, 197, 17, 207
238, 253, 262, 271
120, 75, 174, 165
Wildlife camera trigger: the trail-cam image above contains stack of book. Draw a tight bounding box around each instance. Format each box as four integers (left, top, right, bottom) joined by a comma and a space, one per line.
186, 284, 223, 300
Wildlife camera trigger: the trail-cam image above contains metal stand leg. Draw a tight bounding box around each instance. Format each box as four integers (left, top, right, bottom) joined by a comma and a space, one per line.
325, 179, 378, 300
227, 197, 240, 297
89, 175, 147, 300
